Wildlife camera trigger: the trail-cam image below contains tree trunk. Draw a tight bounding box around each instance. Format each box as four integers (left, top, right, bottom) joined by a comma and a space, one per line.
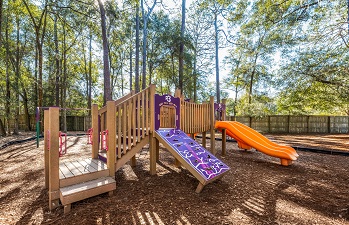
214, 12, 220, 103
88, 34, 92, 115
98, 0, 112, 104
0, 119, 5, 136
5, 16, 10, 135
178, 0, 186, 93
129, 41, 133, 91
22, 89, 31, 131
141, 12, 147, 90
248, 54, 259, 104
13, 16, 20, 135
135, 1, 140, 93
0, 0, 3, 44
141, 0, 157, 90
63, 22, 67, 132
54, 14, 60, 107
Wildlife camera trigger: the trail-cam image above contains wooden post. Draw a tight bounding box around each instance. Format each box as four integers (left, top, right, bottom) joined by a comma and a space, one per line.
92, 104, 99, 159
48, 107, 60, 210
209, 96, 216, 154
107, 101, 116, 176
44, 109, 49, 189
221, 99, 227, 156
202, 132, 206, 148
149, 84, 157, 175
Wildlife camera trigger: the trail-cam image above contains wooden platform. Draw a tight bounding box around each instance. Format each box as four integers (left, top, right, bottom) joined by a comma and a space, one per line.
60, 176, 116, 214
59, 158, 109, 188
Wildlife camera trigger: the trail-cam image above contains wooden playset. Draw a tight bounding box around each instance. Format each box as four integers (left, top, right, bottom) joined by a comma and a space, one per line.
44, 84, 231, 214
43, 84, 298, 213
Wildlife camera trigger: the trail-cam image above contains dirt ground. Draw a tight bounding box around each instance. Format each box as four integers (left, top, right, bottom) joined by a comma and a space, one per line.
0, 133, 348, 225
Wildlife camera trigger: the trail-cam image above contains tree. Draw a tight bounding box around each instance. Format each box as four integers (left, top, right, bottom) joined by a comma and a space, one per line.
97, 0, 112, 104
141, 0, 157, 90
178, 0, 186, 93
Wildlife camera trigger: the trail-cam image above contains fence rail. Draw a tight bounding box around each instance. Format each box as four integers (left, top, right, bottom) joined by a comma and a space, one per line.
3, 114, 349, 134
0, 115, 91, 132
231, 115, 349, 134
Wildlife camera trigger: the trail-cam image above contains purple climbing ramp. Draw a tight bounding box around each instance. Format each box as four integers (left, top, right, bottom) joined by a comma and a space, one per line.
155, 128, 230, 182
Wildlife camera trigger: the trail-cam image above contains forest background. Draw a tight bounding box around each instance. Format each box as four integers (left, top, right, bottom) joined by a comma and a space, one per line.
0, 0, 348, 134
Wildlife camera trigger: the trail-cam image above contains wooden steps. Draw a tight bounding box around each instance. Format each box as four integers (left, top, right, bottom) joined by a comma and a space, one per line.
60, 176, 116, 214
59, 159, 109, 187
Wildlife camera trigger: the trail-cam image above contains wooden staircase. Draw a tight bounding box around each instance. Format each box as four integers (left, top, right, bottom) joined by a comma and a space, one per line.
58, 159, 116, 214
95, 87, 152, 174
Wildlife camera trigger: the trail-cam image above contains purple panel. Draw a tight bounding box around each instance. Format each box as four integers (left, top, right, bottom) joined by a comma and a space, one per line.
214, 103, 226, 112
154, 94, 180, 130
156, 128, 230, 181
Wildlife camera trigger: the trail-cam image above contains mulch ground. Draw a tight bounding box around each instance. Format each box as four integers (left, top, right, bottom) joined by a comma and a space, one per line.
0, 133, 348, 225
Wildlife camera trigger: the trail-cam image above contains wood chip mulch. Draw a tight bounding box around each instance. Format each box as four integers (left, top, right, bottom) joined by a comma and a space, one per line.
0, 134, 348, 224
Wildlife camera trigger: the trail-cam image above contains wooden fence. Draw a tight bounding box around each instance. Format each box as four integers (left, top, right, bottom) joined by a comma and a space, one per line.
231, 115, 349, 134
2, 114, 349, 134
0, 115, 91, 132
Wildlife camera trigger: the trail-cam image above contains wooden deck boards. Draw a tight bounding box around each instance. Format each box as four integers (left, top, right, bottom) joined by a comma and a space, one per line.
59, 158, 108, 180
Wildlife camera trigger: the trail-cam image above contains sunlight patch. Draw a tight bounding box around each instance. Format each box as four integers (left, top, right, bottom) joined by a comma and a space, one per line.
226, 208, 253, 224
276, 199, 344, 224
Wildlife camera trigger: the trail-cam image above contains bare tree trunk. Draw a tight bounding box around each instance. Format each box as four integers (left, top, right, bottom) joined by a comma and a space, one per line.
214, 12, 220, 103
54, 14, 60, 107
5, 19, 10, 135
13, 16, 20, 135
129, 41, 133, 91
22, 89, 31, 131
178, 0, 186, 93
248, 54, 259, 104
141, 0, 157, 90
97, 0, 112, 104
135, 1, 140, 93
0, 0, 3, 45
88, 34, 92, 115
0, 119, 5, 136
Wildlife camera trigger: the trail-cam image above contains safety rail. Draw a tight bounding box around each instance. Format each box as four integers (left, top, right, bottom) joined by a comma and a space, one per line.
101, 130, 108, 151
180, 101, 211, 134
115, 87, 150, 159
59, 131, 67, 157
87, 128, 93, 144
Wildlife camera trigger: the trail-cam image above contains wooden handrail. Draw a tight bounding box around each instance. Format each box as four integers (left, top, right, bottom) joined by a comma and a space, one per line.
98, 90, 135, 115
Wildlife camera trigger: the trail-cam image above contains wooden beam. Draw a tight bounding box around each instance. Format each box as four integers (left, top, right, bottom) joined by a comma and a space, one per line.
44, 109, 49, 189
210, 96, 216, 155
92, 104, 99, 159
48, 107, 60, 210
106, 101, 116, 176
149, 84, 156, 175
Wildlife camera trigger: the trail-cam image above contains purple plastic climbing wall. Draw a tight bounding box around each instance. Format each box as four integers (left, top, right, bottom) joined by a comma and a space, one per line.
155, 128, 230, 181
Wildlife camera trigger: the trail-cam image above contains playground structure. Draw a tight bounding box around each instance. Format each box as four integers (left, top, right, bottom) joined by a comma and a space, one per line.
44, 85, 230, 214
43, 84, 297, 214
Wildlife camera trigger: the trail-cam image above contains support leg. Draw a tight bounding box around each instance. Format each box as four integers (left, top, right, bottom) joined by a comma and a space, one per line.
195, 183, 204, 193
174, 158, 181, 168
149, 134, 157, 175
155, 139, 159, 161
130, 156, 136, 167
64, 204, 71, 214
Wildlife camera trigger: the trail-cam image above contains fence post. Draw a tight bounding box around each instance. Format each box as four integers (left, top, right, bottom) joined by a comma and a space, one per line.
210, 96, 216, 154
44, 109, 49, 189
92, 104, 99, 159
106, 101, 116, 176
221, 99, 227, 156
48, 107, 60, 210
149, 84, 157, 175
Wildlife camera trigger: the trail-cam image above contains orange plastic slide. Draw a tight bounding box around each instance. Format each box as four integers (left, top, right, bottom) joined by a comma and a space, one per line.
215, 121, 299, 166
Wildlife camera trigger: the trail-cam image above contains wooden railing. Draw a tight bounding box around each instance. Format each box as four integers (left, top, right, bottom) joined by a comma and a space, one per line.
114, 87, 150, 159
180, 101, 211, 134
